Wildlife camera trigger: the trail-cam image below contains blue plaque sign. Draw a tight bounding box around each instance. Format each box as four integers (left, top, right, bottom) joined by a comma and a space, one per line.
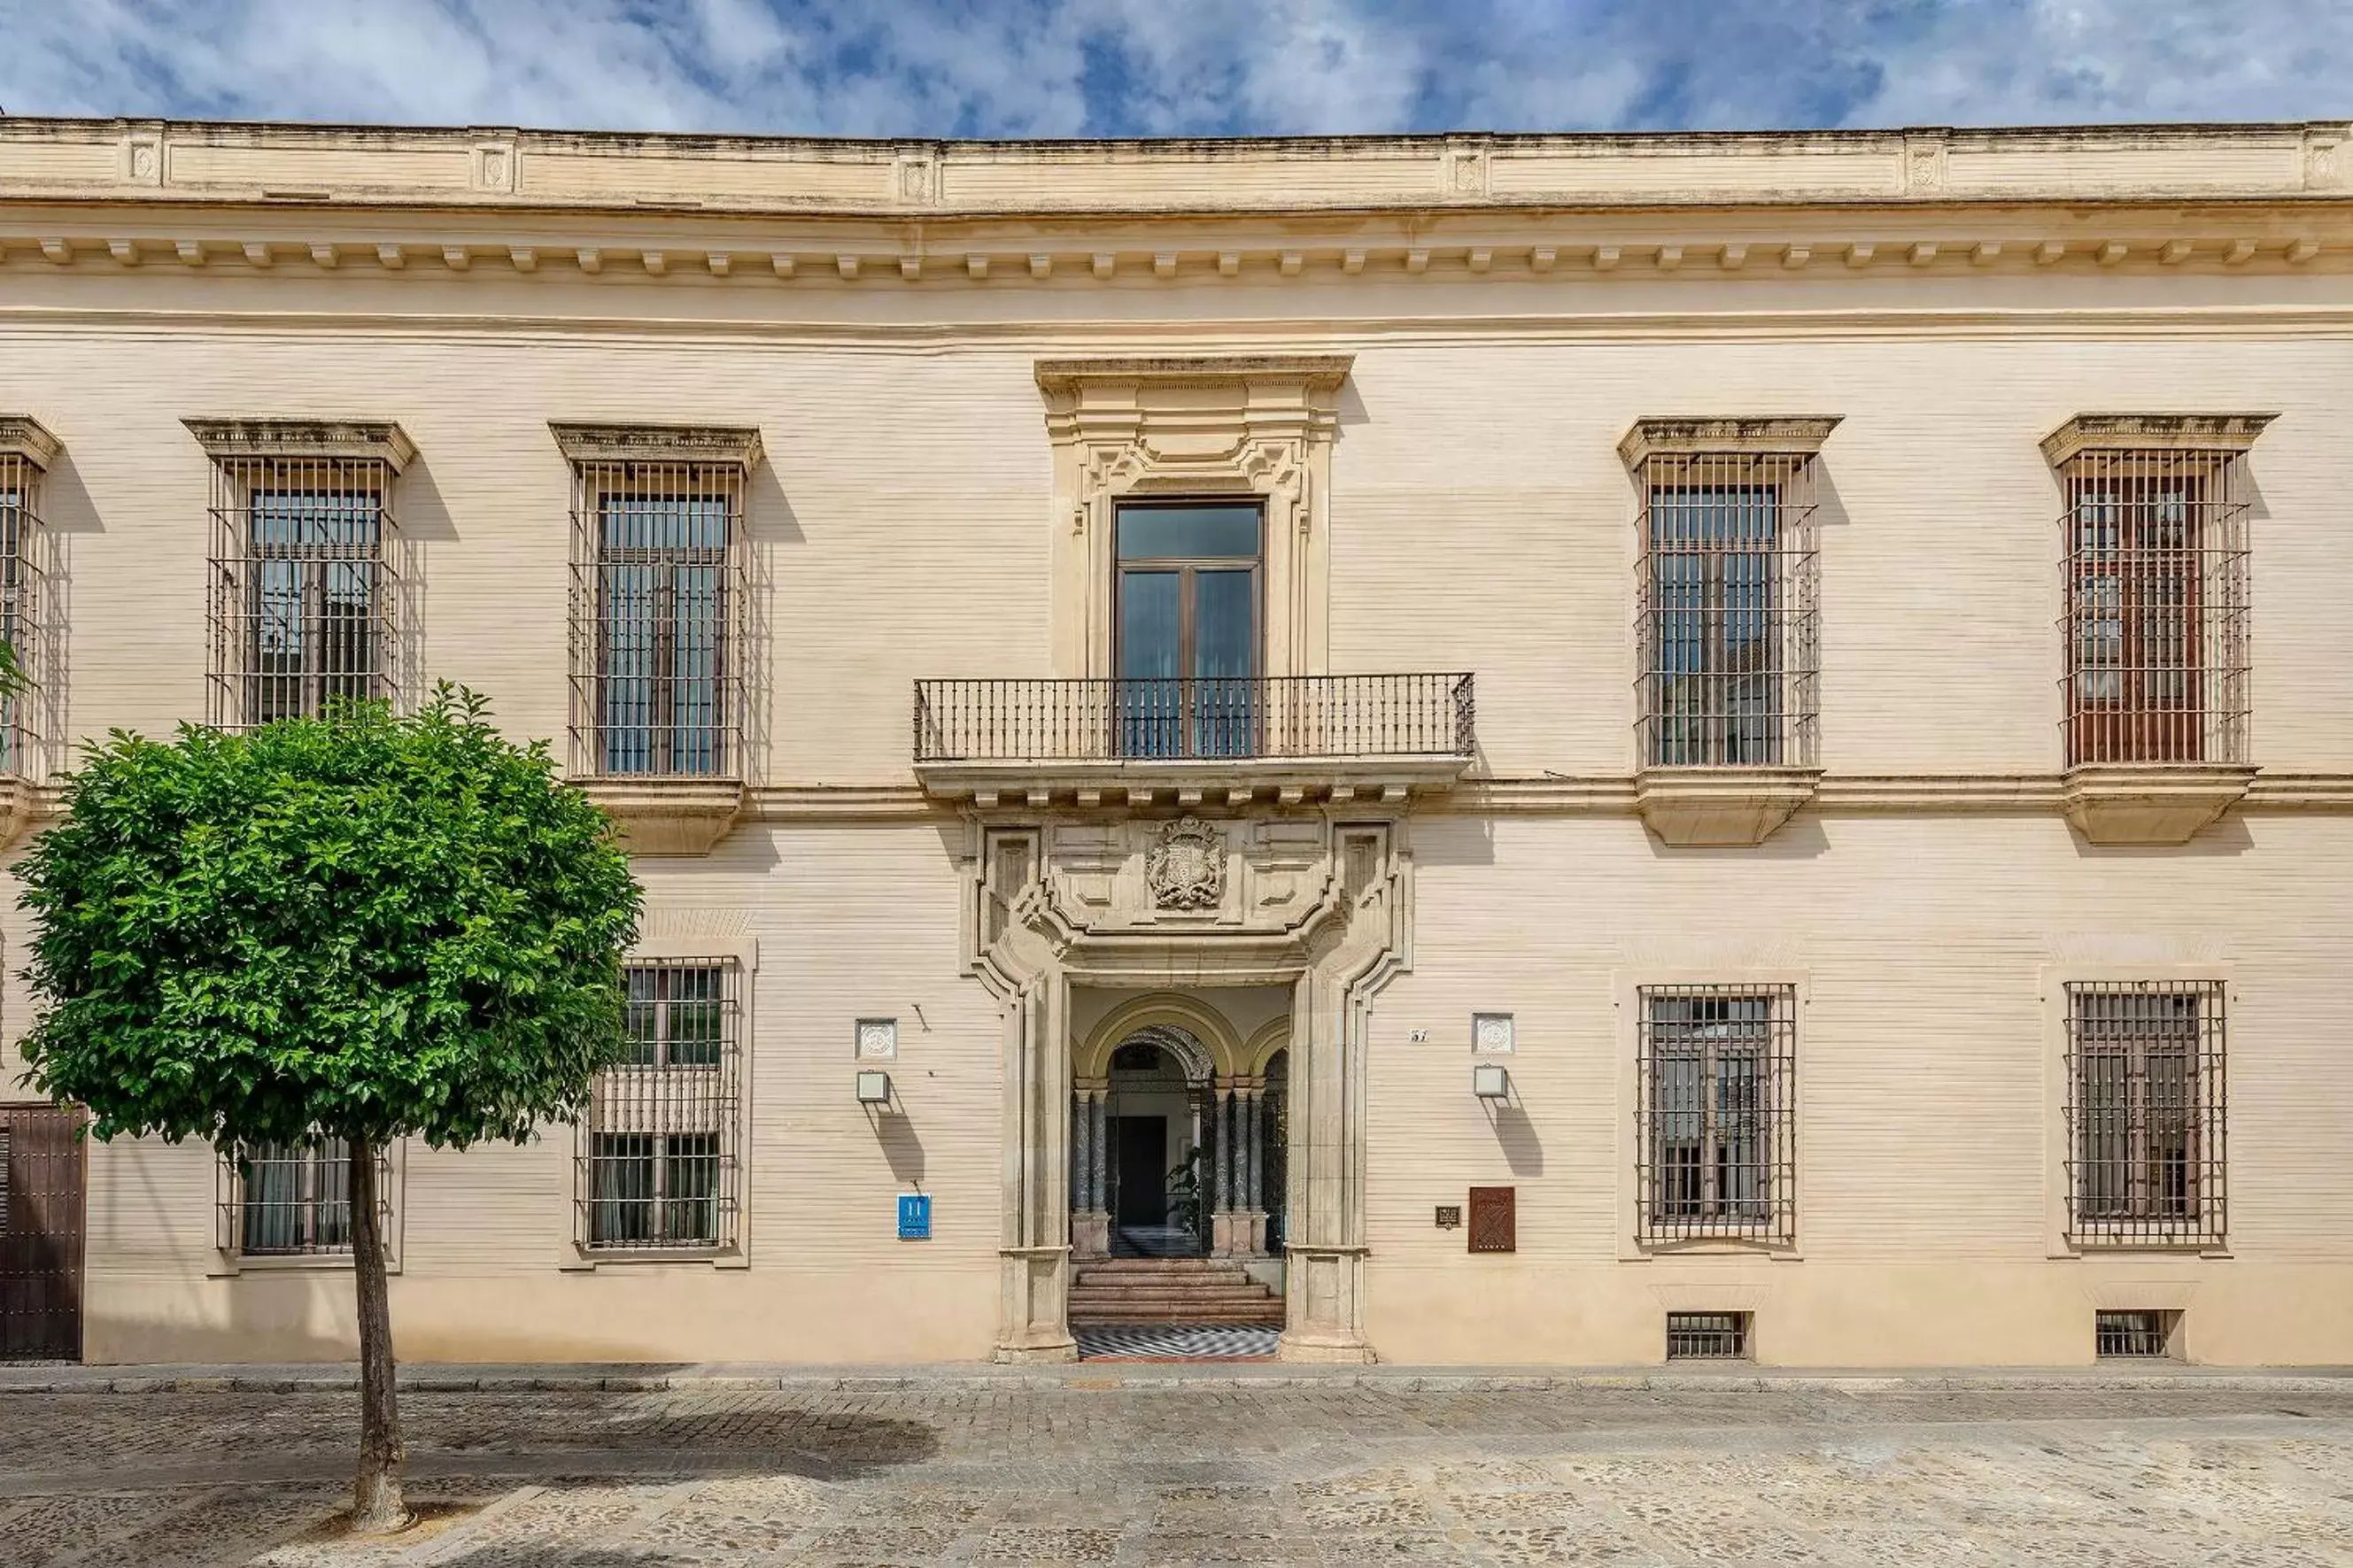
897, 1193, 932, 1240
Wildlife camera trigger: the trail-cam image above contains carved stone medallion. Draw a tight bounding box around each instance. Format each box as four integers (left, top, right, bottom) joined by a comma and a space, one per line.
1145, 816, 1226, 911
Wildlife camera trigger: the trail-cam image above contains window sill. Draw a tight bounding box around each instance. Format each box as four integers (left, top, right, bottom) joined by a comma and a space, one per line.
208, 1250, 403, 1278
2061, 762, 2256, 845
1634, 766, 1821, 846
562, 1244, 745, 1271
1630, 1236, 1800, 1260
572, 777, 746, 857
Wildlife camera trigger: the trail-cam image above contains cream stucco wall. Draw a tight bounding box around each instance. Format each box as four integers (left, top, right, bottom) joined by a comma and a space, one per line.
3, 117, 2349, 1366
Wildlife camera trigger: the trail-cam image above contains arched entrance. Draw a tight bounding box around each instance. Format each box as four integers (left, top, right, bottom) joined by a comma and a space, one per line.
1070, 1000, 1288, 1265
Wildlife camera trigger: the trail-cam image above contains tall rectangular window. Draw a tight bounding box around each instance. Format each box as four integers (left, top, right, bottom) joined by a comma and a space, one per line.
190, 421, 413, 732
1637, 985, 1797, 1245
0, 419, 57, 777
557, 425, 758, 782
1624, 423, 1830, 771
579, 960, 743, 1251
2050, 423, 2261, 769
2065, 981, 2226, 1247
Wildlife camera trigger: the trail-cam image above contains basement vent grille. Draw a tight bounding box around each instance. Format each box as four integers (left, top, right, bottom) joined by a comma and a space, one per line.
1665, 1311, 1750, 1361
2095, 1309, 2177, 1359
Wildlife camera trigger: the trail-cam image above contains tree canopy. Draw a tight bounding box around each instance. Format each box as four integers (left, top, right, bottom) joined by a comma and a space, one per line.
17, 687, 643, 1151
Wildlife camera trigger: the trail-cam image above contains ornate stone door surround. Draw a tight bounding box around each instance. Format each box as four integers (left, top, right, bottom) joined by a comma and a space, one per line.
1035, 354, 1351, 681
965, 810, 1414, 1363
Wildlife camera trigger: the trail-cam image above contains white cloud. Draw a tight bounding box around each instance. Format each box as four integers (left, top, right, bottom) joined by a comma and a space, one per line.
0, 0, 2343, 135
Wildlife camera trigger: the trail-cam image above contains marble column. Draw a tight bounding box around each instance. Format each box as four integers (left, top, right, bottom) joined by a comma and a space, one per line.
1070, 1081, 1111, 1257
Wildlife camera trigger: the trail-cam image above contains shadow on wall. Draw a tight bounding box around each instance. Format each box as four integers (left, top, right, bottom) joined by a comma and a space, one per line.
1642, 815, 1831, 862
873, 1108, 925, 1189
1485, 1102, 1544, 1178
2069, 815, 2254, 861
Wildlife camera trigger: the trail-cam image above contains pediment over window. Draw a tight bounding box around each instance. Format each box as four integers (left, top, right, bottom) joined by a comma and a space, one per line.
547, 422, 762, 467
182, 418, 416, 471
1616, 416, 1840, 469
0, 416, 61, 470
2040, 413, 2276, 467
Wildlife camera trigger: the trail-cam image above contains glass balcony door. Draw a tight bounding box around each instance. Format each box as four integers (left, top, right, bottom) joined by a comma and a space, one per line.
1114, 503, 1261, 758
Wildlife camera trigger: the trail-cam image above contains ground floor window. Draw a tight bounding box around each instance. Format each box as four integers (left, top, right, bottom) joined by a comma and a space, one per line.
1636, 985, 1797, 1245
2065, 980, 2225, 1247
577, 959, 743, 1252
217, 1138, 390, 1258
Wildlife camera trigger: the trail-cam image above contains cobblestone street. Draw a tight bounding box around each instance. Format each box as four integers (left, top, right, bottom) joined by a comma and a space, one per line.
2, 1372, 2349, 1565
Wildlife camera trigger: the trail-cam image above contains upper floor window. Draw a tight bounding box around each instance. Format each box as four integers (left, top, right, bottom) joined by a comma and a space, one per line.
1635, 984, 1798, 1246
0, 417, 58, 778
1113, 501, 1261, 759
2064, 981, 2226, 1247
554, 424, 758, 781
187, 420, 414, 732
2047, 415, 2270, 769
577, 959, 744, 1252
1622, 420, 1833, 770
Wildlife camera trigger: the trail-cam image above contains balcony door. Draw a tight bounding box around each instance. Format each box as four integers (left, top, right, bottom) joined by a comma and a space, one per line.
1114, 502, 1261, 758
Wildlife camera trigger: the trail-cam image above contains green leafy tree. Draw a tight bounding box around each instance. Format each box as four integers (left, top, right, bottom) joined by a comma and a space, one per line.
15, 688, 641, 1533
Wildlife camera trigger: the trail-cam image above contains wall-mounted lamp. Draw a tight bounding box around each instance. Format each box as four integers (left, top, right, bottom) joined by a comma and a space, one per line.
855, 1069, 894, 1107
1472, 1062, 1511, 1101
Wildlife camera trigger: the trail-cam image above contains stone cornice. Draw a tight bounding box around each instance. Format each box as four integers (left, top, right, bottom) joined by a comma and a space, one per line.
2040, 412, 2279, 466
1617, 416, 1841, 468
181, 417, 416, 471
0, 416, 62, 471
1034, 355, 1355, 396
4, 119, 2348, 219
547, 421, 762, 467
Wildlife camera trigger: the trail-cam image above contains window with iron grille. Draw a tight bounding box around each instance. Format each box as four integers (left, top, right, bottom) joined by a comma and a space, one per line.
578, 959, 743, 1251
215, 1138, 391, 1258
556, 425, 757, 781
1623, 421, 1832, 770
188, 421, 414, 731
2047, 417, 2268, 769
2095, 1309, 2179, 1358
0, 418, 59, 779
1666, 1311, 1750, 1360
2065, 981, 2226, 1247
1637, 985, 1797, 1245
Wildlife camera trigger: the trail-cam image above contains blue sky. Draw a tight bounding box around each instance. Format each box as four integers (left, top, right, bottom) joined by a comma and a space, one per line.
0, 1, 2342, 138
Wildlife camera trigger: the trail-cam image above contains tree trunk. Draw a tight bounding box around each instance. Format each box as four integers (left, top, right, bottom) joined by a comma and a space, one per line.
348, 1135, 410, 1534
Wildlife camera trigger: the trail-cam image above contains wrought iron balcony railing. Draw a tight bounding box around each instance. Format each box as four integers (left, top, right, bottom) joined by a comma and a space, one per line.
914, 674, 1475, 764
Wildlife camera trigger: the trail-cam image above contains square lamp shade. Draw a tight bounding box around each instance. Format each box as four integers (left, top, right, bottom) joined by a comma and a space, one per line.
855, 1069, 893, 1106
1472, 1062, 1511, 1100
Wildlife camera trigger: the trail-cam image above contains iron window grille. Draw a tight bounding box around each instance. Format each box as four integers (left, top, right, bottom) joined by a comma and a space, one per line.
0, 421, 59, 779
216, 1138, 391, 1258
2065, 981, 2226, 1247
2051, 421, 2264, 769
558, 426, 757, 782
1629, 433, 1826, 770
190, 421, 415, 732
2095, 1309, 2179, 1359
577, 959, 743, 1252
1666, 1311, 1751, 1360
1637, 985, 1798, 1245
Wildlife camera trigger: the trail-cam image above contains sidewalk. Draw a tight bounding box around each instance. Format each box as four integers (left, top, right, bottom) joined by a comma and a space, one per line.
6, 1356, 2351, 1394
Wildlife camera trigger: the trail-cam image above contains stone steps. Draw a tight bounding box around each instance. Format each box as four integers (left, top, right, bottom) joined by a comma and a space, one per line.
1067, 1255, 1285, 1326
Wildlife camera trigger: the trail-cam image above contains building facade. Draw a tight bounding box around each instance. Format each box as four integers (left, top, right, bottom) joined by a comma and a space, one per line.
0, 117, 2349, 1367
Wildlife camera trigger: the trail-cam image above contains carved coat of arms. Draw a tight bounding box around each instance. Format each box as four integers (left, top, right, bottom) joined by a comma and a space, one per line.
1146, 816, 1226, 910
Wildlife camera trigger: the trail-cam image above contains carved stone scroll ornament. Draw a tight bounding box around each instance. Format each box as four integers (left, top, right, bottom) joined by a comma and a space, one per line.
1145, 816, 1226, 910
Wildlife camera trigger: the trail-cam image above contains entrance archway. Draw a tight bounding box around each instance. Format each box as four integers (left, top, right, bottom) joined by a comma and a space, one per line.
1105, 1028, 1211, 1257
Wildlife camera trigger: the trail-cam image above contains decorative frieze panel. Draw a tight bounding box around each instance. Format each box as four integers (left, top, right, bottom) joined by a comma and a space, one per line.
1020, 815, 1355, 946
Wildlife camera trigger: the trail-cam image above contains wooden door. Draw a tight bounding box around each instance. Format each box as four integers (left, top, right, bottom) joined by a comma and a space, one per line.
0, 1104, 86, 1361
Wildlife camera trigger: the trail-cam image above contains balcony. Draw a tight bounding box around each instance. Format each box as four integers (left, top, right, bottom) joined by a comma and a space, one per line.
912, 674, 1476, 807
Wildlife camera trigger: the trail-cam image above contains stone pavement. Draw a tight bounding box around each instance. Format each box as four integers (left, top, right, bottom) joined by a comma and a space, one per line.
2, 1366, 2349, 1565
